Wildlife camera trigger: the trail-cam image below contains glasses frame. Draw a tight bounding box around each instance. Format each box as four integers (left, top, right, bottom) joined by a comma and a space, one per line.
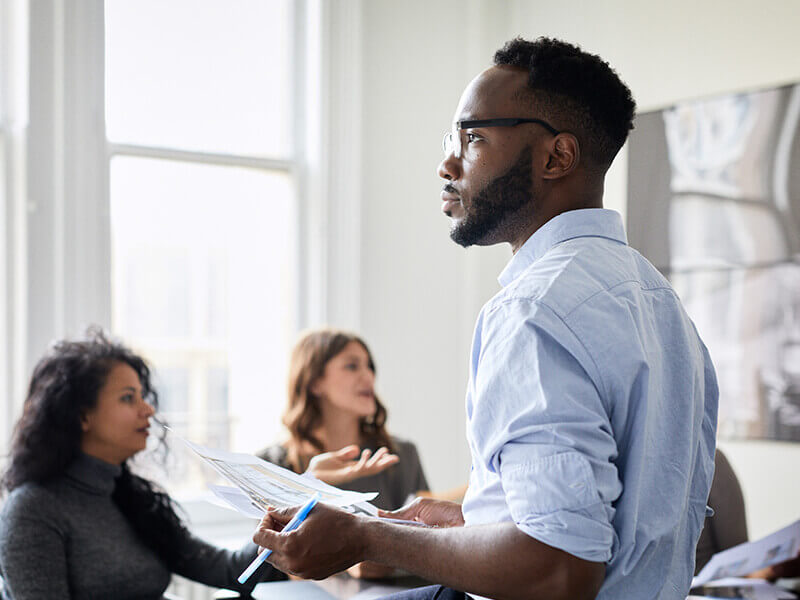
443, 117, 561, 159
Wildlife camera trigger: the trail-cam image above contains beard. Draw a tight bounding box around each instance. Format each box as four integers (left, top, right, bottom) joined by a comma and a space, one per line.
449, 146, 535, 248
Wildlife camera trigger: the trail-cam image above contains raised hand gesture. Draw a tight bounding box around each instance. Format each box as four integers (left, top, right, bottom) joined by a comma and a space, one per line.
307, 445, 399, 485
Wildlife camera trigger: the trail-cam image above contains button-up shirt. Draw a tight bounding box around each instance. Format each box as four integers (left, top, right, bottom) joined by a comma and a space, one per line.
461, 208, 718, 600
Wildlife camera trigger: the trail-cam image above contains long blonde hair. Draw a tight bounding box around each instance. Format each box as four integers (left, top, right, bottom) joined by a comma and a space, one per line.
282, 329, 393, 472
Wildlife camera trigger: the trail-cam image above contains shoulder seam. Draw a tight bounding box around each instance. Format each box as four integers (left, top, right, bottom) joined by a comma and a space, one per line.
484, 296, 609, 408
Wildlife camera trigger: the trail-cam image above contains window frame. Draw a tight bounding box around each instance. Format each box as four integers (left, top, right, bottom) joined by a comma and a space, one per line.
0, 0, 29, 456
3, 0, 366, 481
103, 1, 304, 468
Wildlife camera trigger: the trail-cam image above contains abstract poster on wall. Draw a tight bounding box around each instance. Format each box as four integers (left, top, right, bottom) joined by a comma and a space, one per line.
627, 83, 800, 441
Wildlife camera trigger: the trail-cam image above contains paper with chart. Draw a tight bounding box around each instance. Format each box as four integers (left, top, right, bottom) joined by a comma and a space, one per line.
180, 439, 378, 515
693, 519, 800, 586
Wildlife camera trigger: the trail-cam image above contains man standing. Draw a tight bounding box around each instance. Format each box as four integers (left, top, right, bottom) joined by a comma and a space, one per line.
253, 37, 718, 600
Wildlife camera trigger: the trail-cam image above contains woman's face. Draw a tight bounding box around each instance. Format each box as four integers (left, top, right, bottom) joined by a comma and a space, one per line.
312, 341, 377, 419
80, 362, 155, 465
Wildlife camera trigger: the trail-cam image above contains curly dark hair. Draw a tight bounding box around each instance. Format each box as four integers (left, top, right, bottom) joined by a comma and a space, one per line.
282, 329, 394, 472
1, 327, 190, 570
494, 37, 636, 169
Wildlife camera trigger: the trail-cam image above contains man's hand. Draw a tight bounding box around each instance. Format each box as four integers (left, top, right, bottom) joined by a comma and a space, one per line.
307, 445, 399, 485
749, 552, 800, 581
253, 502, 366, 579
254, 500, 604, 600
378, 497, 465, 528
346, 561, 396, 579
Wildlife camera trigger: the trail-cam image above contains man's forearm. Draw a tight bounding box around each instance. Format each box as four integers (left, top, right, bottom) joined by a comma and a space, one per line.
359, 519, 604, 600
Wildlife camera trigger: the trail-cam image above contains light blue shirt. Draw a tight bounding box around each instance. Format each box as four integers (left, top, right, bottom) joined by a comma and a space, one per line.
461, 209, 718, 600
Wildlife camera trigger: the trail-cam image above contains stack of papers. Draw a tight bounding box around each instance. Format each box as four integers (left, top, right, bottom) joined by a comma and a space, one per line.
181, 439, 379, 518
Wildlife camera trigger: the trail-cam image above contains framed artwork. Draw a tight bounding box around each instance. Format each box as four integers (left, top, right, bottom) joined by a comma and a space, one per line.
627, 83, 800, 441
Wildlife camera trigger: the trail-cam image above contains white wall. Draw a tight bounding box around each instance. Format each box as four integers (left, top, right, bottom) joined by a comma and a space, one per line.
357, 0, 512, 491
357, 0, 800, 536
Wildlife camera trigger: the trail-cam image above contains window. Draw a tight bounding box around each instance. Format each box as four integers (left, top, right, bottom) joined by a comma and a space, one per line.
105, 0, 300, 495
3, 0, 361, 497
0, 0, 28, 456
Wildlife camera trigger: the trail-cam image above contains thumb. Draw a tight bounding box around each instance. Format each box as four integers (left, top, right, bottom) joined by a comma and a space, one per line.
378, 504, 416, 521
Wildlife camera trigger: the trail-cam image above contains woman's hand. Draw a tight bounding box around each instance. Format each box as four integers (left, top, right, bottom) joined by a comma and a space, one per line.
346, 561, 396, 579
378, 497, 465, 528
307, 445, 399, 485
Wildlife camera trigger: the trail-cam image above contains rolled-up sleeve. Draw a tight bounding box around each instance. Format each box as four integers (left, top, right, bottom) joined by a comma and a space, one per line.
471, 298, 620, 563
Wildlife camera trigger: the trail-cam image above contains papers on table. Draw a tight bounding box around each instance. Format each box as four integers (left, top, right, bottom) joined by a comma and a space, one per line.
180, 438, 378, 517
250, 580, 339, 600
689, 578, 797, 599
693, 520, 800, 587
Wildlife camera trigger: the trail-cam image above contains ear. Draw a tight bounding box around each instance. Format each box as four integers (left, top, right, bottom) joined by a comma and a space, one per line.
80, 412, 91, 433
542, 133, 580, 180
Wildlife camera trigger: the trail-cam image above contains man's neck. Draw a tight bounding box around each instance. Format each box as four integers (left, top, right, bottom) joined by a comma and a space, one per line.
510, 184, 604, 254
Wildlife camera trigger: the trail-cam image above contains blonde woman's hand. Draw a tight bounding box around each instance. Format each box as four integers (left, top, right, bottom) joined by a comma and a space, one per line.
307, 445, 399, 485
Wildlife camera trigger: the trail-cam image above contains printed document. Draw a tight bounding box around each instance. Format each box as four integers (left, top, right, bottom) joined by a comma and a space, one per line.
180, 438, 378, 516
693, 519, 800, 587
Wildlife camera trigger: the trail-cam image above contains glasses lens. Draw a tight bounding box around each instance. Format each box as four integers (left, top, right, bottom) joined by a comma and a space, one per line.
443, 132, 453, 156
443, 126, 461, 158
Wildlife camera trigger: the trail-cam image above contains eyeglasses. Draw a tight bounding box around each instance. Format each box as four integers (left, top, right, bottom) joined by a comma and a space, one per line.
442, 117, 561, 159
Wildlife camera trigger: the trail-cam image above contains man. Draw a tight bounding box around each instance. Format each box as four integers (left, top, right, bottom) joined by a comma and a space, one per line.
253, 37, 718, 600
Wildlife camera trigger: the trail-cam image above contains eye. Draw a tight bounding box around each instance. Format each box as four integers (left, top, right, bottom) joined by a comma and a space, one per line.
344, 363, 358, 371
120, 393, 135, 404
464, 132, 482, 144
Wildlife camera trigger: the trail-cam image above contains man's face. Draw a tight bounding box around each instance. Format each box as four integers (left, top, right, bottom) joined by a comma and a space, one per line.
438, 66, 548, 248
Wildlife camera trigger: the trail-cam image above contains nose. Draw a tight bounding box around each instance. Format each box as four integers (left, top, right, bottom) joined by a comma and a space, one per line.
363, 367, 375, 385
437, 152, 461, 182
142, 400, 156, 418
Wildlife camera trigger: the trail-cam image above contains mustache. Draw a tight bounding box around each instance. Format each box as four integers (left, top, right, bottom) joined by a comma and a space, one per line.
442, 183, 460, 197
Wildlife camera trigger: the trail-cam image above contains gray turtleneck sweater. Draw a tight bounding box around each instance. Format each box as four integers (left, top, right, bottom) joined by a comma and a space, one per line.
0, 454, 285, 599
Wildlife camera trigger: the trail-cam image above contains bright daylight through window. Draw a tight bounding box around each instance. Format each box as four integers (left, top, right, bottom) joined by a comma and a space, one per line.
105, 0, 297, 496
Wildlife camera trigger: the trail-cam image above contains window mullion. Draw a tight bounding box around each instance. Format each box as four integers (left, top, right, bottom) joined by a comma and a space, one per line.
108, 143, 293, 173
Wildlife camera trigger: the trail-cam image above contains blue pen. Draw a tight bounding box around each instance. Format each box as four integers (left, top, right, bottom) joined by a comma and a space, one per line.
238, 492, 322, 584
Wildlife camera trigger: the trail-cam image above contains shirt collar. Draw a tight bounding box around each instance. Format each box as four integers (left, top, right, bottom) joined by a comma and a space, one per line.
498, 208, 628, 288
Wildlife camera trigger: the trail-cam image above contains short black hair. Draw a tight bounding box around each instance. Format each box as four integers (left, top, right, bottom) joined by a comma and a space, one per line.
494, 37, 636, 168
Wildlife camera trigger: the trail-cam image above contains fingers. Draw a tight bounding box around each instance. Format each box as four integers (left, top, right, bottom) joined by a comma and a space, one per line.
364, 447, 399, 472
376, 453, 400, 467
334, 444, 361, 458
253, 504, 302, 554
366, 446, 388, 465
378, 497, 421, 521
370, 446, 388, 461
309, 446, 399, 485
355, 448, 372, 471
253, 522, 282, 549
261, 505, 298, 528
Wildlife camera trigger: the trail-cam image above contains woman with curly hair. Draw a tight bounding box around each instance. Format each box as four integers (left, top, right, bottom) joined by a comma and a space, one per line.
0, 329, 285, 599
